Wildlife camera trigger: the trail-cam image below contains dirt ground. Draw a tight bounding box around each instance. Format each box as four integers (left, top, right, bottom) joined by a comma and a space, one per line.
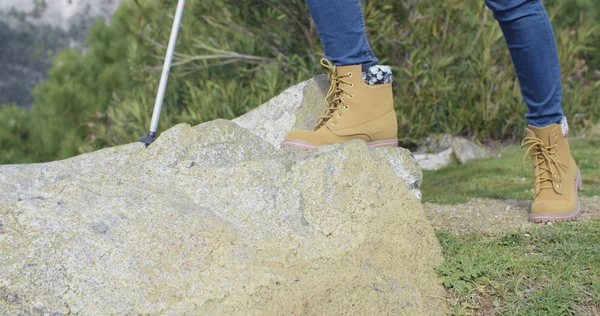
424, 196, 600, 235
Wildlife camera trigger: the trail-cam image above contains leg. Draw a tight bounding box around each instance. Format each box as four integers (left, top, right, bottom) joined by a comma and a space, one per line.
485, 0, 564, 127
281, 1, 397, 149
304, 0, 378, 68
486, 0, 580, 222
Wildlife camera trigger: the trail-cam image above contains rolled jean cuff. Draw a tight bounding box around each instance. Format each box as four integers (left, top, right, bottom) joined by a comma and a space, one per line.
526, 112, 565, 127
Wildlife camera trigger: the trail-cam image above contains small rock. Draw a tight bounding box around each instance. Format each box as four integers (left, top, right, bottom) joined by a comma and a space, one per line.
452, 137, 489, 165
413, 147, 454, 171
419, 134, 454, 153
413, 134, 492, 170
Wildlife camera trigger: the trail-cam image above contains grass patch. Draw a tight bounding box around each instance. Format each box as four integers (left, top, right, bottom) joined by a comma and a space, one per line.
421, 138, 600, 204
424, 133, 600, 314
436, 222, 600, 315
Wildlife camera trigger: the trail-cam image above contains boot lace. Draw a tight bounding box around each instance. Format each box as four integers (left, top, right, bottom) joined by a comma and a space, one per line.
521, 136, 566, 193
313, 59, 354, 130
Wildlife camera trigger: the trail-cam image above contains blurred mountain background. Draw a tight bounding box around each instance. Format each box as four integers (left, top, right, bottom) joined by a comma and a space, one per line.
0, 0, 123, 107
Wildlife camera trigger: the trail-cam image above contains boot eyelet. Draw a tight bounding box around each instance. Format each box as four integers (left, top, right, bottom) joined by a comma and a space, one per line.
348, 72, 353, 77
344, 105, 350, 110
556, 183, 561, 188
348, 94, 354, 99
349, 83, 354, 87
337, 114, 342, 118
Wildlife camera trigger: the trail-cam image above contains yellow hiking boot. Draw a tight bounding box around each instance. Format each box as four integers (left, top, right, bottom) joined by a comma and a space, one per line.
521, 122, 582, 223
281, 59, 398, 149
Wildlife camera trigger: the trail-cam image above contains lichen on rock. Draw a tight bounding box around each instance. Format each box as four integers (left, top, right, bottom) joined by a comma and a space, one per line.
0, 77, 445, 315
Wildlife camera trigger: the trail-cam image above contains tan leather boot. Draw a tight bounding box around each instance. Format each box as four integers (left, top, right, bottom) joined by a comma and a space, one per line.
521, 123, 582, 223
281, 59, 398, 149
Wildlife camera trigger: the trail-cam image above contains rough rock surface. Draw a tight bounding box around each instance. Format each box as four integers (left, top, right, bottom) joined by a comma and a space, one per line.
0, 78, 445, 314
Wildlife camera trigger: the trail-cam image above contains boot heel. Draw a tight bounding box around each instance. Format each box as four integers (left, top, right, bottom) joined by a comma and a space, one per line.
577, 168, 583, 191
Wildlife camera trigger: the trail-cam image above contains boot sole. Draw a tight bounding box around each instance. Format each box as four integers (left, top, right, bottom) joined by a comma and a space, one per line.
281, 138, 398, 150
528, 168, 583, 223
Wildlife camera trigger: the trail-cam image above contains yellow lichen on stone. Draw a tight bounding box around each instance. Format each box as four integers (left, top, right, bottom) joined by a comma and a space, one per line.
0, 77, 445, 315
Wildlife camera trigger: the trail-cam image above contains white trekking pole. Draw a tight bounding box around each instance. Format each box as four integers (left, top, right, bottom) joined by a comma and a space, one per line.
139, 0, 187, 146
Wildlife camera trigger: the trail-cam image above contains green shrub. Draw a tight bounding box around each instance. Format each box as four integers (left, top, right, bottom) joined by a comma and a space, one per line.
0, 0, 599, 164
546, 0, 600, 69
19, 8, 136, 162
95, 0, 600, 147
0, 105, 33, 163
90, 0, 321, 147
388, 0, 600, 143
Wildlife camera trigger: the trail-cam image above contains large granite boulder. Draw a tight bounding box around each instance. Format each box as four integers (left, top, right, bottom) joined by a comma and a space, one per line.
0, 77, 445, 314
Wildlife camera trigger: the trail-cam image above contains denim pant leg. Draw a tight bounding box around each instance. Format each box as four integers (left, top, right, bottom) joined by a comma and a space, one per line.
305, 0, 378, 67
485, 0, 564, 127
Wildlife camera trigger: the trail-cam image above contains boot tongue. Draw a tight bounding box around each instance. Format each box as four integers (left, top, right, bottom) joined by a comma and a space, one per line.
525, 124, 561, 194
526, 124, 560, 146
313, 63, 360, 130
335, 64, 362, 76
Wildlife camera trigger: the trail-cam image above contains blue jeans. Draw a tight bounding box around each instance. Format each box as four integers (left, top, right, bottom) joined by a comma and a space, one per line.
305, 0, 379, 69
305, 0, 564, 127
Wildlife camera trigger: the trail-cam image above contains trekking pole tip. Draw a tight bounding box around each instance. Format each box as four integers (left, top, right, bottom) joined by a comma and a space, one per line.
139, 131, 157, 147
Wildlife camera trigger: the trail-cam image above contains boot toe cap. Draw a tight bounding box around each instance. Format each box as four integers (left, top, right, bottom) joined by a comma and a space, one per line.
281, 130, 320, 149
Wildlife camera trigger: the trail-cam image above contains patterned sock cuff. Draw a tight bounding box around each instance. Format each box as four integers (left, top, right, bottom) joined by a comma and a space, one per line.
560, 116, 569, 137
362, 65, 393, 85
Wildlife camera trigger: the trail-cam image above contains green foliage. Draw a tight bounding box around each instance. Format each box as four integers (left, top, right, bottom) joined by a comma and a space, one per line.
92, 0, 321, 147
436, 223, 600, 315
23, 7, 137, 162
1, 0, 599, 164
0, 105, 33, 163
546, 0, 600, 68
388, 0, 600, 144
